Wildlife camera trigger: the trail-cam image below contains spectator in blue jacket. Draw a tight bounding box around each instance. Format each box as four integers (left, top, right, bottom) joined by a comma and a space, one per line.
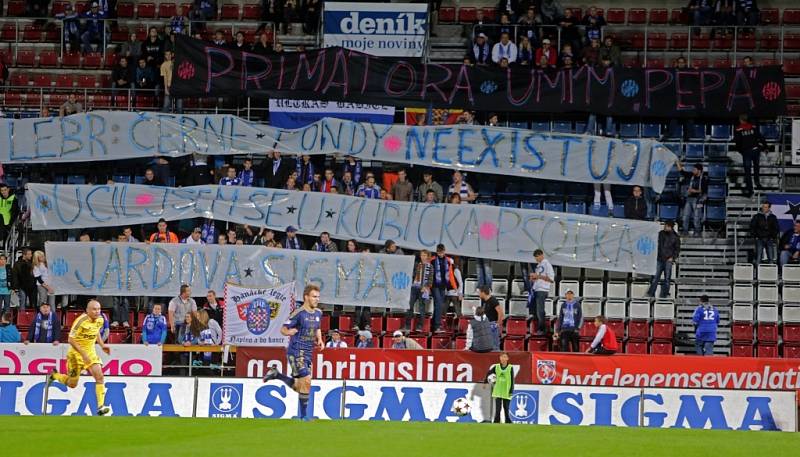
25, 303, 61, 345
779, 221, 800, 268
141, 303, 168, 346
81, 2, 108, 54
553, 290, 583, 352
692, 295, 719, 356
0, 312, 20, 342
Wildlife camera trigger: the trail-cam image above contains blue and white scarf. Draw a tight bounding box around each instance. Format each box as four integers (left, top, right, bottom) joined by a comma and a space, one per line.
33, 312, 55, 342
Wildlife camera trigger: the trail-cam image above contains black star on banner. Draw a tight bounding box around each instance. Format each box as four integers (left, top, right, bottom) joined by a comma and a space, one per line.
325, 209, 336, 218
256, 133, 265, 139
785, 201, 800, 221
287, 206, 297, 214
244, 267, 254, 277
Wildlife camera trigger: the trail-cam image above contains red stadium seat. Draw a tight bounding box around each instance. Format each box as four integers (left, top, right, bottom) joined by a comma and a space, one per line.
6, 1, 25, 16
76, 75, 97, 88
570, 8, 582, 19
457, 316, 471, 334
784, 34, 800, 50
605, 8, 625, 24
647, 32, 667, 50
629, 32, 644, 49
385, 316, 403, 333
409, 336, 428, 349
624, 341, 647, 354
757, 323, 778, 342
481, 7, 496, 22
712, 57, 731, 68
784, 323, 800, 340
784, 59, 800, 76
690, 57, 708, 69
16, 49, 35, 67
606, 320, 625, 340
137, 2, 156, 18
111, 25, 129, 42
649, 8, 668, 24
159, 2, 177, 18
117, 2, 135, 18
627, 320, 649, 339
651, 321, 674, 340
671, 8, 688, 24
458, 7, 476, 23
55, 74, 74, 88
107, 331, 128, 344
31, 74, 51, 88
712, 35, 732, 50
430, 335, 451, 350
16, 310, 35, 327
454, 336, 466, 350
9, 73, 28, 87
65, 310, 83, 328
627, 8, 646, 24
731, 322, 753, 341
783, 9, 800, 25
369, 316, 383, 333
760, 33, 780, 50
4, 91, 20, 107
220, 3, 240, 20
527, 336, 548, 352
645, 58, 664, 69
736, 35, 756, 51
649, 342, 673, 354
411, 317, 431, 333
38, 50, 58, 67
579, 322, 596, 338
438, 7, 455, 23
506, 318, 527, 336
1, 23, 17, 41
83, 53, 102, 68
52, 1, 69, 15
503, 336, 525, 351
242, 4, 261, 20
23, 25, 42, 42
783, 344, 800, 358
113, 94, 129, 108
61, 52, 80, 68
759, 8, 778, 25
757, 344, 778, 358
134, 95, 155, 108
670, 32, 688, 50
24, 92, 41, 107
337, 314, 353, 331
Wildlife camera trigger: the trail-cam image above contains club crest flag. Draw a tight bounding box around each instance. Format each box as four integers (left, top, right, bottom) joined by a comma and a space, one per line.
224, 282, 296, 346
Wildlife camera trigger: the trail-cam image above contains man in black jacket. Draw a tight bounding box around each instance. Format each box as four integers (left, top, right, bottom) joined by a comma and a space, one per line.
11, 248, 36, 311
624, 186, 648, 220
750, 201, 779, 264
679, 162, 708, 237
734, 114, 768, 197
264, 151, 294, 189
647, 222, 681, 298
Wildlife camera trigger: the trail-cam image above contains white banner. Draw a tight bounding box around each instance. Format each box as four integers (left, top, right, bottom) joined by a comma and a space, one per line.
0, 375, 194, 416
223, 282, 295, 346
792, 120, 800, 165
5, 113, 676, 191
0, 343, 162, 376
323, 2, 428, 57
44, 242, 413, 308
268, 99, 395, 128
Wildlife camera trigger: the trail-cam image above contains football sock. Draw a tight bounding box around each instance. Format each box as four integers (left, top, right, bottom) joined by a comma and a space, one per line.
275, 372, 295, 388
298, 393, 309, 418
95, 383, 106, 408
52, 373, 68, 385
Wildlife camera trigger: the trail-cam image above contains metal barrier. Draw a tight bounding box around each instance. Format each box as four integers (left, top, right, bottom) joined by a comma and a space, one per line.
161, 344, 237, 377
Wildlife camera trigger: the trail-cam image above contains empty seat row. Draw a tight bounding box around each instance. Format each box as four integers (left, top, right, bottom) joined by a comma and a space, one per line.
734, 263, 800, 282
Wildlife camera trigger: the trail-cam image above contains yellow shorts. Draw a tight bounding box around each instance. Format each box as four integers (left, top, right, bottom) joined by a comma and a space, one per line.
66, 348, 102, 378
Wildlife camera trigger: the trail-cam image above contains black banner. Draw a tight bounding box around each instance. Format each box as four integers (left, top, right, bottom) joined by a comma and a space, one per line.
173, 35, 786, 118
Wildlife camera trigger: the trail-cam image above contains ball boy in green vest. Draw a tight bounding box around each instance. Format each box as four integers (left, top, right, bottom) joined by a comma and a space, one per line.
485, 352, 515, 423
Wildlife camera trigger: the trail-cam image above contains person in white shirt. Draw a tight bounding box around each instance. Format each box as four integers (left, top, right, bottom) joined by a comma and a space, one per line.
182, 227, 205, 245
325, 329, 348, 348
528, 249, 554, 335
491, 32, 518, 65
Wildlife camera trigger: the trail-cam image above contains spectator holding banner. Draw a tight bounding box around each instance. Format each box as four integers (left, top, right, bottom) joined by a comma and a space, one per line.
141, 303, 168, 346
25, 303, 61, 345
0, 312, 20, 342
692, 295, 719, 356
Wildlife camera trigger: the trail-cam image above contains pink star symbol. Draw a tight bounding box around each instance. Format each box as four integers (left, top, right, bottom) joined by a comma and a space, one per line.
135, 193, 154, 205
479, 222, 499, 240
383, 135, 403, 154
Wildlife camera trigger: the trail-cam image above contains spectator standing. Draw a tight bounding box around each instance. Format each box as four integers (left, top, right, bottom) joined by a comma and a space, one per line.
407, 250, 434, 331
149, 218, 179, 243
556, 8, 580, 51
0, 255, 10, 316
478, 286, 504, 350
25, 303, 61, 345
624, 186, 648, 220
161, 50, 182, 113
142, 168, 164, 186
312, 232, 338, 252
253, 31, 273, 53
182, 227, 205, 245
553, 289, 582, 352
192, 0, 217, 24
689, 0, 715, 26
142, 27, 165, 67
391, 330, 423, 349
529, 249, 554, 335
219, 166, 241, 186
444, 255, 464, 317
12, 248, 36, 311
448, 170, 476, 202
111, 57, 133, 100
417, 171, 444, 203
431, 244, 457, 333
169, 6, 190, 35
586, 316, 618, 354
0, 184, 19, 247
0, 312, 20, 343
204, 290, 224, 324
119, 32, 142, 62
325, 329, 347, 348
134, 57, 157, 95
283, 226, 304, 250
304, 0, 321, 34
296, 155, 315, 187
492, 32, 518, 64
380, 240, 405, 255
169, 285, 197, 338
56, 3, 81, 52
736, 0, 759, 26
779, 221, 800, 267
265, 151, 294, 188
80, 2, 107, 54
540, 0, 564, 24
320, 168, 339, 193
679, 162, 708, 236
517, 6, 541, 46
391, 169, 414, 202
32, 251, 55, 308
750, 202, 779, 264
733, 113, 768, 197
141, 303, 168, 345
466, 306, 495, 353
485, 352, 515, 423
692, 295, 719, 356
59, 93, 83, 117
580, 38, 601, 66
581, 7, 606, 42
599, 36, 621, 67
647, 221, 681, 298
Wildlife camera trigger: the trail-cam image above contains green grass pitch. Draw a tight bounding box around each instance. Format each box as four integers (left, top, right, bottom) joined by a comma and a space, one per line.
4, 416, 798, 456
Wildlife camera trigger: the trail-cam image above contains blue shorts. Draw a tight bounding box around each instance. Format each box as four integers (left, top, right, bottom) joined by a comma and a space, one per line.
287, 348, 312, 378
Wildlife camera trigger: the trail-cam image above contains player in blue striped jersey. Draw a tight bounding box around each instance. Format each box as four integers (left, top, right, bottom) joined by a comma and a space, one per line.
263, 284, 324, 419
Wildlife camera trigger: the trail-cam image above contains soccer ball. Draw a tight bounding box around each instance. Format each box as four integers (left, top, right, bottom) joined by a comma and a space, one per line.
451, 397, 471, 416
487, 373, 497, 384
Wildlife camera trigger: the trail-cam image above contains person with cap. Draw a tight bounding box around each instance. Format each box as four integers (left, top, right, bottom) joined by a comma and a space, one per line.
553, 289, 583, 352
535, 38, 557, 68
417, 170, 444, 203
478, 286, 504, 349
355, 330, 373, 348
678, 161, 708, 237
492, 32, 518, 65
391, 330, 423, 350
465, 306, 495, 353
692, 295, 719, 356
283, 226, 304, 250
182, 227, 205, 245
80, 2, 108, 54
325, 330, 348, 348
471, 33, 492, 66
647, 221, 681, 298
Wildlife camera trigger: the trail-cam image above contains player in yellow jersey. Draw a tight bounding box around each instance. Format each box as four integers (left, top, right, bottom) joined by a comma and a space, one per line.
46, 299, 112, 415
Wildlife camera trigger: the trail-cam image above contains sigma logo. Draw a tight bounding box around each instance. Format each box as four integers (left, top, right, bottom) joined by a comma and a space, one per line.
509, 391, 538, 424
336, 12, 426, 35
209, 383, 243, 418
536, 360, 557, 385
